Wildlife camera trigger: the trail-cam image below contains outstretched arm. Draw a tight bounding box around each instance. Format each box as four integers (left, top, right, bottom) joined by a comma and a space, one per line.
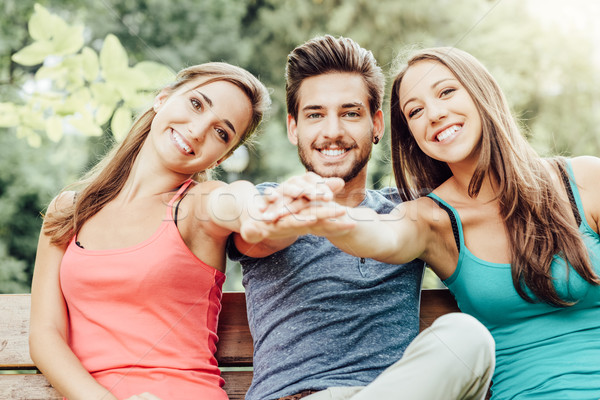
324, 200, 430, 265
210, 173, 349, 258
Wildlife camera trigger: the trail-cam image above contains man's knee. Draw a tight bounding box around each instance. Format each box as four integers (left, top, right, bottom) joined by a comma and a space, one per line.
430, 312, 495, 372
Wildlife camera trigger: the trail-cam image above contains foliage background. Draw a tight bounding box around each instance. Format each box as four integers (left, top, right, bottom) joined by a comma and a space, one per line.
1, 0, 599, 292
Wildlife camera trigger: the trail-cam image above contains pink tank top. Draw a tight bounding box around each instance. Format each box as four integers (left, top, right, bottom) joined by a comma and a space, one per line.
60, 180, 227, 399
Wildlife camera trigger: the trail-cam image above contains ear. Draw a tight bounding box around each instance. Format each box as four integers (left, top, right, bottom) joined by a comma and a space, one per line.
214, 157, 226, 168
215, 147, 236, 168
153, 89, 169, 111
372, 109, 384, 143
287, 114, 299, 146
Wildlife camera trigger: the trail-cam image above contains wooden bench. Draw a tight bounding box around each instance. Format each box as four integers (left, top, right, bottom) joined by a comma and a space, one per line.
0, 289, 460, 399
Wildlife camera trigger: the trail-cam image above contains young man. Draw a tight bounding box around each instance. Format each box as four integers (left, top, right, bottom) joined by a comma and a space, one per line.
227, 35, 494, 400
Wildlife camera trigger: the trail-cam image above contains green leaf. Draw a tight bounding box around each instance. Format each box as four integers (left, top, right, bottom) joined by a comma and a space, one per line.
111, 106, 132, 141
95, 104, 115, 125
27, 91, 63, 114
45, 116, 63, 142
29, 4, 55, 41
62, 53, 82, 72
81, 47, 99, 82
120, 89, 153, 110
90, 82, 121, 108
106, 66, 147, 91
133, 61, 176, 90
27, 134, 42, 148
35, 64, 63, 81
59, 88, 92, 115
11, 41, 53, 66
16, 126, 41, 148
56, 57, 85, 92
100, 34, 129, 75
0, 103, 19, 127
69, 110, 102, 137
19, 108, 46, 130
53, 24, 85, 56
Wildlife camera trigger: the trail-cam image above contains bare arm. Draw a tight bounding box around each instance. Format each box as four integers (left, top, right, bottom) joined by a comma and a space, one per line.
206, 180, 266, 236
210, 173, 347, 258
29, 193, 119, 400
205, 180, 300, 257
325, 200, 430, 265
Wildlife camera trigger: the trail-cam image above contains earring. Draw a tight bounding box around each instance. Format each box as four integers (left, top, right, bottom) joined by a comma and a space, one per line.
153, 103, 159, 112
373, 136, 380, 145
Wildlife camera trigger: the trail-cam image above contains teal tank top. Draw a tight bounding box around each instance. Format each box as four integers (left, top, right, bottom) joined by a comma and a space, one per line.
429, 160, 600, 400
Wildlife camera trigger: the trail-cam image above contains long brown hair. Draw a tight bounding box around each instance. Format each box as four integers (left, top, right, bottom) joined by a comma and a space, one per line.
390, 47, 599, 306
44, 62, 270, 246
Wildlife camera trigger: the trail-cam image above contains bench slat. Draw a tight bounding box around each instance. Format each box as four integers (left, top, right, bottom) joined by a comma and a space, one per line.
215, 292, 253, 367
0, 374, 62, 399
0, 294, 35, 368
221, 370, 253, 400
419, 288, 460, 331
0, 371, 255, 399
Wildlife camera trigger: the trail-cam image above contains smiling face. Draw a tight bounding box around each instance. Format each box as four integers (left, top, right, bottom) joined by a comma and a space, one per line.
149, 78, 253, 175
287, 72, 383, 183
399, 60, 482, 167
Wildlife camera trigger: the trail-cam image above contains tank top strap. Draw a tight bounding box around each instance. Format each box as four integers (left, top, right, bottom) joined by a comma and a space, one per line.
426, 193, 465, 254
558, 159, 582, 227
165, 179, 194, 218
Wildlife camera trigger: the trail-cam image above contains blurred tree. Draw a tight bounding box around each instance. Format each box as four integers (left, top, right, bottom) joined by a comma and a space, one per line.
4, 4, 174, 145
0, 0, 599, 293
0, 123, 88, 292
68, 0, 253, 70
0, 3, 174, 292
238, 0, 600, 186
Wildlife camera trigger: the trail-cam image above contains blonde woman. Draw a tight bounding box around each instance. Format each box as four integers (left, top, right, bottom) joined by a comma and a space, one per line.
30, 62, 270, 400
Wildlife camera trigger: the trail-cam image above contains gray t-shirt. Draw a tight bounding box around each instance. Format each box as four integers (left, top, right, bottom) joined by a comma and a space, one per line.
227, 184, 424, 400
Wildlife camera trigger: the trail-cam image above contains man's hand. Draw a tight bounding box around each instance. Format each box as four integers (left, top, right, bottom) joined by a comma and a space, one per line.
262, 172, 345, 221
239, 172, 352, 243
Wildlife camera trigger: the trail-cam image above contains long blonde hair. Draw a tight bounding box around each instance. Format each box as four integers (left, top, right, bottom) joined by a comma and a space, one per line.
44, 62, 270, 246
390, 47, 599, 306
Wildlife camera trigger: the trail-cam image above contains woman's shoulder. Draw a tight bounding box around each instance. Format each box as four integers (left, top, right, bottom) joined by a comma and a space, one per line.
566, 156, 600, 232
45, 191, 77, 216
391, 195, 448, 228
569, 155, 600, 185
182, 179, 234, 223
427, 177, 461, 204
187, 179, 226, 195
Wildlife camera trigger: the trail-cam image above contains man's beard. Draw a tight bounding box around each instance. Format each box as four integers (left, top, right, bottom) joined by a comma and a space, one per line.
297, 134, 373, 183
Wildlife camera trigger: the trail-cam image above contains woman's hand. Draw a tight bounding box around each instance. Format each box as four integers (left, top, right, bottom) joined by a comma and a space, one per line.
239, 172, 352, 243
261, 172, 345, 221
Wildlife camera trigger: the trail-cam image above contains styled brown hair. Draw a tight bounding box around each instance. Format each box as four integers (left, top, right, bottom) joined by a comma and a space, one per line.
390, 47, 599, 306
285, 35, 384, 120
45, 62, 270, 246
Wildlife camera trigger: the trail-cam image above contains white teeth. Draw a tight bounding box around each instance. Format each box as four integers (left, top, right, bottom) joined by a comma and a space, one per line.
321, 148, 347, 156
172, 131, 192, 154
437, 125, 461, 142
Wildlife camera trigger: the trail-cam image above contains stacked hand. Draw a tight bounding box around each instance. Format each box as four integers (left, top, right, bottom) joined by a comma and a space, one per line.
240, 172, 356, 243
